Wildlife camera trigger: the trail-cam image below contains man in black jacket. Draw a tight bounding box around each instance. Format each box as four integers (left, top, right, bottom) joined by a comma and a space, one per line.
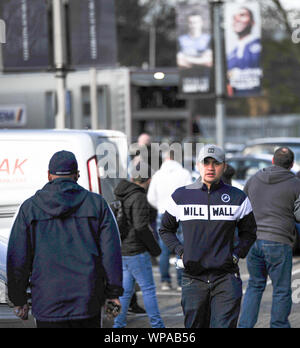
159, 144, 257, 328
7, 150, 123, 328
113, 163, 164, 328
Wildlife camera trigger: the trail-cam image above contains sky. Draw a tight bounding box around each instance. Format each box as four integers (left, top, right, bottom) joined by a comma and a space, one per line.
140, 0, 300, 10
280, 0, 300, 11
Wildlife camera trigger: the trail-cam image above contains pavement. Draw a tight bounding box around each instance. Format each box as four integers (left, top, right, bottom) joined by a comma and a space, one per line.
1, 255, 300, 328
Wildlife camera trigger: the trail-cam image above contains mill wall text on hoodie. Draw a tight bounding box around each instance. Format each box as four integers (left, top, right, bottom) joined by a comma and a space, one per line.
159, 178, 257, 282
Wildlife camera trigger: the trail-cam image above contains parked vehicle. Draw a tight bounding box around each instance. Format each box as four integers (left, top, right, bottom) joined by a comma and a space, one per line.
227, 154, 274, 188
0, 129, 128, 299
242, 137, 300, 169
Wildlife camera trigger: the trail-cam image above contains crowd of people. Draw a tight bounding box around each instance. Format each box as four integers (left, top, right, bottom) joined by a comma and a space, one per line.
6, 133, 300, 328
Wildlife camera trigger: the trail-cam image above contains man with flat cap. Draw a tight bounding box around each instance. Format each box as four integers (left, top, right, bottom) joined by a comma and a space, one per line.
7, 150, 123, 328
159, 144, 257, 328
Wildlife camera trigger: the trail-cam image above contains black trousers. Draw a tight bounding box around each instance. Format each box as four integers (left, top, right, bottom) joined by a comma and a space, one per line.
36, 315, 101, 328
181, 273, 242, 328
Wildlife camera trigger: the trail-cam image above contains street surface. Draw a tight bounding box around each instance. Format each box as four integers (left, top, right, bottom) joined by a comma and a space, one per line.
1, 255, 300, 328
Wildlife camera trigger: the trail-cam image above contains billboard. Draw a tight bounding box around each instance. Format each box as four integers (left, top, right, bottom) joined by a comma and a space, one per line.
225, 2, 263, 97
68, 0, 117, 68
176, 1, 213, 95
0, 0, 51, 71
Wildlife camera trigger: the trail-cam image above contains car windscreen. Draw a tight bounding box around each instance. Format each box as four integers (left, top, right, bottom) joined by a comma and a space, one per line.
243, 143, 300, 166
228, 158, 271, 181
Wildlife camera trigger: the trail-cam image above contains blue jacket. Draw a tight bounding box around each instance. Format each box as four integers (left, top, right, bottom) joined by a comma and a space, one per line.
227, 38, 261, 71
7, 178, 123, 322
159, 179, 257, 282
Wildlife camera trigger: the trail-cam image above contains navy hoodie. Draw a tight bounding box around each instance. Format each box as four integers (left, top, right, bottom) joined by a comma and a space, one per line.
7, 178, 123, 322
160, 179, 257, 282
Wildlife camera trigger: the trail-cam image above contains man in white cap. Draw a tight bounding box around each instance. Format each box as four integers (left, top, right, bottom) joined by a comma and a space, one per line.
159, 144, 257, 328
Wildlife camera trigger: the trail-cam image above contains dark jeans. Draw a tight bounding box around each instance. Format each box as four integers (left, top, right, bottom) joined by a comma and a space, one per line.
36, 315, 101, 328
181, 273, 242, 328
238, 240, 293, 328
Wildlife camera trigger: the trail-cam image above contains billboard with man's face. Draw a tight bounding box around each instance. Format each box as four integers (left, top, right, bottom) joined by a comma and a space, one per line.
225, 2, 262, 97
176, 1, 213, 96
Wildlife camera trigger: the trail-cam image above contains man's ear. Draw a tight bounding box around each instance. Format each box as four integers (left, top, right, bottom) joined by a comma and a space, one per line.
48, 171, 52, 182
272, 157, 275, 165
75, 171, 80, 182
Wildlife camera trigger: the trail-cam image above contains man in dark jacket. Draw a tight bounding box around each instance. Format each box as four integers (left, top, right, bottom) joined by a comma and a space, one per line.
159, 144, 257, 328
7, 150, 123, 328
238, 147, 300, 328
113, 164, 164, 328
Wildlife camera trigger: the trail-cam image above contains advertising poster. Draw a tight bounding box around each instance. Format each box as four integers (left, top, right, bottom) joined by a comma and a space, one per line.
68, 0, 117, 68
225, 2, 263, 97
0, 0, 51, 71
176, 1, 213, 96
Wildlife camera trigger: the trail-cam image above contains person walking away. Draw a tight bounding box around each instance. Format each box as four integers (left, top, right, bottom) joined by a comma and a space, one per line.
130, 132, 161, 240
147, 150, 192, 290
160, 144, 257, 328
238, 147, 300, 328
7, 150, 123, 328
113, 163, 164, 328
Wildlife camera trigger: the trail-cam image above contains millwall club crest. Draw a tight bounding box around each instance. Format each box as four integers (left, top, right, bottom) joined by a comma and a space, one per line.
221, 193, 230, 203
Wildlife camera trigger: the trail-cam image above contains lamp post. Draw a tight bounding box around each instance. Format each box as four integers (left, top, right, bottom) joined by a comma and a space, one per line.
210, 0, 226, 148
0, 19, 5, 70
52, 0, 67, 129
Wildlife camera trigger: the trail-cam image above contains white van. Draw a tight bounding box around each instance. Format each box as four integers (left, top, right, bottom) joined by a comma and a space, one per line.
0, 128, 128, 244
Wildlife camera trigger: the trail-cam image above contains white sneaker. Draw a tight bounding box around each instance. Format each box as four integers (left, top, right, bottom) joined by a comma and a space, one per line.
161, 282, 172, 291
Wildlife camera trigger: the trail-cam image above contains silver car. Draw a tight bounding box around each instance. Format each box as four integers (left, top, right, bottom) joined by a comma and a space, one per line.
243, 137, 300, 168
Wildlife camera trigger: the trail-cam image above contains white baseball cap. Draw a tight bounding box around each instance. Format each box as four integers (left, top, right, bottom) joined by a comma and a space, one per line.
197, 144, 226, 163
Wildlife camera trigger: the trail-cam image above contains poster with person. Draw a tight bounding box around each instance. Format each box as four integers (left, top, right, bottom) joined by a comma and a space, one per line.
225, 2, 263, 97
68, 0, 117, 68
0, 0, 51, 71
176, 1, 213, 96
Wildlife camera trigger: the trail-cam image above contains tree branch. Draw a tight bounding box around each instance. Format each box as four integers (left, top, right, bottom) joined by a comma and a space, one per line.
271, 0, 300, 65
271, 0, 293, 35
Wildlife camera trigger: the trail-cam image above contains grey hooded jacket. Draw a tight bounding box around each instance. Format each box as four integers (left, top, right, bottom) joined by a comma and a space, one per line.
244, 165, 300, 247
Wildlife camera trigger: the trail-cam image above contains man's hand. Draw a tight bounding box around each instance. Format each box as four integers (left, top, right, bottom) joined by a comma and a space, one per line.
105, 298, 121, 319
14, 303, 29, 320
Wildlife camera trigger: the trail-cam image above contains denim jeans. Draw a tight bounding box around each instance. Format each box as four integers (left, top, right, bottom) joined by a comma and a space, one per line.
113, 252, 164, 328
238, 240, 293, 328
157, 213, 183, 286
181, 273, 242, 328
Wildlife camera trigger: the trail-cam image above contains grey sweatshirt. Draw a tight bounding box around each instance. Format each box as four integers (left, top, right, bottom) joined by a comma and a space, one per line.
244, 165, 300, 247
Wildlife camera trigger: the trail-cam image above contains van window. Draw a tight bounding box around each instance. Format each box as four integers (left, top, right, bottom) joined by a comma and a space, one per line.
96, 135, 129, 204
